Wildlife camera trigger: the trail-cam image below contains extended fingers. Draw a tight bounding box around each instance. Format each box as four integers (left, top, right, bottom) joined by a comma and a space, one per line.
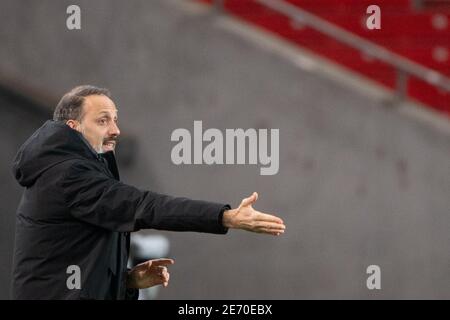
252, 221, 286, 235
150, 258, 175, 266
255, 211, 284, 225
263, 229, 284, 236
257, 226, 285, 235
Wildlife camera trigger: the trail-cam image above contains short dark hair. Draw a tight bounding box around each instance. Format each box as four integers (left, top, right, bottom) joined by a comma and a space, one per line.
53, 85, 111, 121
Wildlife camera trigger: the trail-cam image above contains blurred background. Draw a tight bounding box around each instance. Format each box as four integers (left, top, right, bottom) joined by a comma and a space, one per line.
0, 0, 449, 299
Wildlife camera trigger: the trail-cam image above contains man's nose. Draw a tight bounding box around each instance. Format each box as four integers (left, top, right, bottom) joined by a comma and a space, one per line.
109, 121, 121, 136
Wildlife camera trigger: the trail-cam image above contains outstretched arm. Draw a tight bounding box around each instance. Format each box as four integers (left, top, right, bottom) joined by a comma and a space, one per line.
222, 192, 286, 236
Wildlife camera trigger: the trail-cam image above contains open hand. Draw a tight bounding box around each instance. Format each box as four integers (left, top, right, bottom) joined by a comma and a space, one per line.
222, 192, 286, 236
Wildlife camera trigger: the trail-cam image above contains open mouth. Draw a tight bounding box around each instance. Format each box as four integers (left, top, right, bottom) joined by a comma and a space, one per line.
103, 141, 116, 151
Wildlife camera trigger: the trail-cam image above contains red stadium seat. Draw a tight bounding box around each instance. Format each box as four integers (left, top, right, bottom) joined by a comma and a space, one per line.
198, 0, 450, 117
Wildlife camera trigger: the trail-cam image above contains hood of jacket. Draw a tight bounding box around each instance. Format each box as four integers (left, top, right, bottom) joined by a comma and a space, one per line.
12, 120, 101, 187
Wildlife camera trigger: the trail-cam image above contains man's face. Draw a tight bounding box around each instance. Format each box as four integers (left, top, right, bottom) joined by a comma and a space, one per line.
68, 95, 121, 153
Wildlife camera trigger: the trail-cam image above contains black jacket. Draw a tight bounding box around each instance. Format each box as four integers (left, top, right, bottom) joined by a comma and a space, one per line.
11, 120, 229, 300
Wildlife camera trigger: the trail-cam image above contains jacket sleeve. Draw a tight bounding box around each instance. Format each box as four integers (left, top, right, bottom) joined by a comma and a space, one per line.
60, 160, 230, 234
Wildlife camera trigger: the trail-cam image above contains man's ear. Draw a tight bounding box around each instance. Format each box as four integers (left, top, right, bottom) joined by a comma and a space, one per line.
66, 120, 78, 130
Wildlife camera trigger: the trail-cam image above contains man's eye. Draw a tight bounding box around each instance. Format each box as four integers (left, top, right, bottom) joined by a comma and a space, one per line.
98, 119, 107, 125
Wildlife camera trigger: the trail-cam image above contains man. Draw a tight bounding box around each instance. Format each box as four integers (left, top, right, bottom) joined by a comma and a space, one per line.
11, 85, 286, 300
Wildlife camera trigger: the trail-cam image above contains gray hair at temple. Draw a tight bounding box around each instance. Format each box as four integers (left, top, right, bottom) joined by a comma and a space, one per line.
53, 85, 111, 122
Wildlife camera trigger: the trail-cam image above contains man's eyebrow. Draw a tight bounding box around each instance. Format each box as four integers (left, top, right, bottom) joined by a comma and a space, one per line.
97, 110, 118, 117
